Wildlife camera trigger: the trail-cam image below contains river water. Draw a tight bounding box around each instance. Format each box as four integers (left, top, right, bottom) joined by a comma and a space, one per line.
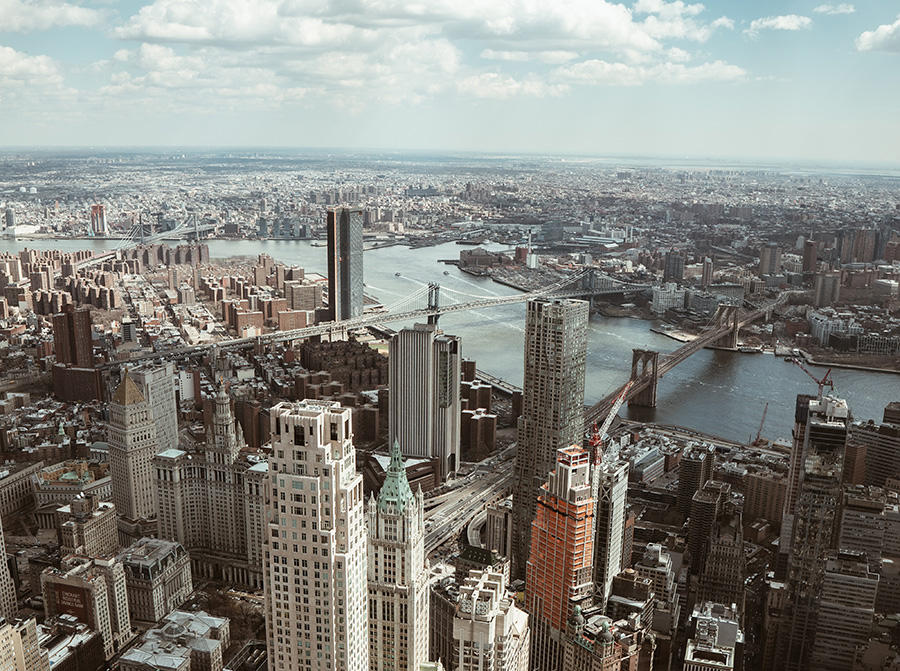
4, 237, 897, 443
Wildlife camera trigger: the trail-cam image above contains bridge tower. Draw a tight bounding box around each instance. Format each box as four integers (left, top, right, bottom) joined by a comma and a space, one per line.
629, 349, 659, 408
713, 304, 740, 348
427, 283, 440, 325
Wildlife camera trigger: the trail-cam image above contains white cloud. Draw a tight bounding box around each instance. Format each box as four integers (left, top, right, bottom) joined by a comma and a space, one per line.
556, 58, 745, 85
107, 0, 749, 108
0, 0, 100, 32
457, 72, 568, 99
813, 4, 855, 15
480, 49, 579, 64
856, 14, 900, 52
745, 15, 812, 35
0, 45, 62, 86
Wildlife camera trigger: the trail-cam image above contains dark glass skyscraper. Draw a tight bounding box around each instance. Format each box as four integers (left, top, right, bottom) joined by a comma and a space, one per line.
327, 207, 364, 320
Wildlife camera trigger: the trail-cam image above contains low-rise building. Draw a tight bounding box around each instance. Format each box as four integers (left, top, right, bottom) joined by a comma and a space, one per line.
119, 610, 229, 671
118, 538, 193, 627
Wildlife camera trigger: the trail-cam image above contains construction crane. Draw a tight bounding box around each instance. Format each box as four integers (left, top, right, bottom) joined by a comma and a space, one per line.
791, 359, 834, 399
752, 402, 768, 446
589, 380, 634, 463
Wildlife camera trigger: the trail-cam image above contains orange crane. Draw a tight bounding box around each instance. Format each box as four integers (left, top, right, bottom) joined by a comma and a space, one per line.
791, 359, 834, 399
752, 402, 768, 446
589, 380, 634, 463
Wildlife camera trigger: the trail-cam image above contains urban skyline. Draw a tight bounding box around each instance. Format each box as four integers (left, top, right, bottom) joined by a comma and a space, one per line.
0, 36, 897, 665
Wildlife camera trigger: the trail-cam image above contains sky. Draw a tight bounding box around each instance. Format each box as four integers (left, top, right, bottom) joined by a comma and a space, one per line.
0, 0, 898, 164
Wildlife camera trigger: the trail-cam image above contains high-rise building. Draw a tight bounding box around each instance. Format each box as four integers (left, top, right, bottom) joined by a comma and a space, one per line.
90, 204, 107, 236
698, 506, 745, 616
802, 239, 818, 274
485, 499, 513, 559
592, 458, 628, 607
367, 440, 429, 671
327, 207, 364, 320
810, 550, 878, 671
388, 324, 461, 480
452, 570, 530, 671
684, 602, 743, 671
154, 386, 268, 588
3, 209, 14, 230
131, 362, 179, 454
813, 271, 841, 307
0, 617, 49, 671
663, 251, 685, 283
781, 395, 850, 671
108, 371, 159, 545
0, 518, 16, 622
263, 400, 368, 671
56, 494, 118, 559
701, 257, 713, 289
52, 306, 93, 369
687, 481, 731, 575
512, 298, 588, 579
677, 443, 715, 517
41, 555, 131, 660
526, 446, 594, 671
759, 242, 782, 276
850, 419, 900, 487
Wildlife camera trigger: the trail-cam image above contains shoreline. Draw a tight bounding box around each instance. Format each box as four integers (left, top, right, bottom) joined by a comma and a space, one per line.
798, 350, 900, 375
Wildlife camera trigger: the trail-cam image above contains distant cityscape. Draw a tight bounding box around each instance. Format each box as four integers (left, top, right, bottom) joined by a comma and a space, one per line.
0, 149, 898, 671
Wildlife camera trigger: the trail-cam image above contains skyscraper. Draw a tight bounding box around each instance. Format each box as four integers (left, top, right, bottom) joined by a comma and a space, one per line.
512, 298, 588, 579
0, 517, 17, 622
701, 257, 713, 289
759, 242, 782, 276
327, 207, 364, 321
154, 386, 268, 588
132, 361, 179, 453
526, 446, 595, 671
453, 570, 530, 671
663, 251, 685, 283
592, 458, 628, 607
264, 400, 368, 671
366, 441, 429, 671
90, 204, 107, 236
677, 443, 715, 517
388, 324, 461, 480
108, 370, 159, 545
802, 239, 818, 274
810, 550, 878, 671
52, 305, 93, 368
781, 395, 850, 671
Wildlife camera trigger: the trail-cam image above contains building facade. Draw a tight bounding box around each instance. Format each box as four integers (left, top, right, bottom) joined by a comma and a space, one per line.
118, 538, 193, 627
41, 555, 131, 660
56, 495, 118, 559
107, 371, 159, 545
154, 386, 268, 588
132, 362, 179, 453
367, 440, 429, 671
264, 400, 368, 671
327, 208, 364, 320
452, 570, 530, 671
512, 298, 588, 579
0, 518, 17, 622
389, 324, 461, 481
526, 446, 595, 671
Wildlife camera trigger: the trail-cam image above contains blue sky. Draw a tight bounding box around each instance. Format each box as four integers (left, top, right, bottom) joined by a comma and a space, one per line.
1, 0, 898, 163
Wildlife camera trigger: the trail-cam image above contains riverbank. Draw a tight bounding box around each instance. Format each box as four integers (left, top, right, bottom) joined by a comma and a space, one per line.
797, 350, 900, 375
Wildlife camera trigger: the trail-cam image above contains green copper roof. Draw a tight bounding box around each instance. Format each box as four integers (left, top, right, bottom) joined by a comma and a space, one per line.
378, 439, 413, 514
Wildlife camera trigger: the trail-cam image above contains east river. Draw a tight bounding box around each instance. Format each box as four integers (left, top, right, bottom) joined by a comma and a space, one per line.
4, 237, 897, 443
